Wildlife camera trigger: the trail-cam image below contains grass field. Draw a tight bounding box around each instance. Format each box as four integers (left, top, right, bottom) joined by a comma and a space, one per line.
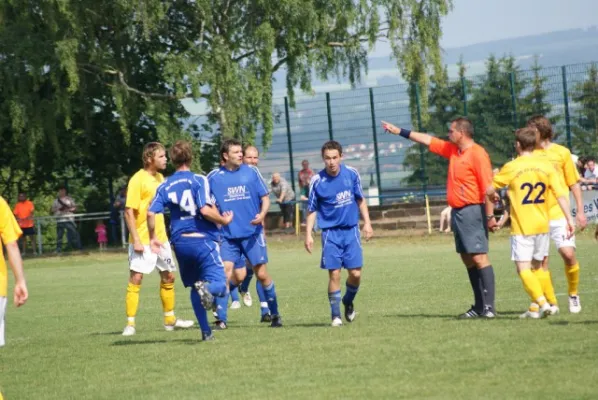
2, 231, 598, 399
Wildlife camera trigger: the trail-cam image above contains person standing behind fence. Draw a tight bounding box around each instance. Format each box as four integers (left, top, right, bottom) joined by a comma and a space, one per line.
271, 173, 295, 231
382, 118, 497, 318
298, 160, 315, 225
0, 195, 28, 347
95, 220, 108, 252
51, 187, 82, 253
13, 192, 36, 255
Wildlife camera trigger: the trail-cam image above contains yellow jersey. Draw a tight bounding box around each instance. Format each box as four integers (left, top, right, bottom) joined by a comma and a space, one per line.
126, 169, 168, 244
0, 196, 22, 297
493, 155, 567, 236
533, 143, 580, 220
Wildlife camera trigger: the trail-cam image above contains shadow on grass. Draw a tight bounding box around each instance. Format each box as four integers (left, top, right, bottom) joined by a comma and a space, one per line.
90, 331, 123, 336
112, 339, 168, 346
383, 313, 455, 319
549, 320, 598, 326
285, 322, 333, 328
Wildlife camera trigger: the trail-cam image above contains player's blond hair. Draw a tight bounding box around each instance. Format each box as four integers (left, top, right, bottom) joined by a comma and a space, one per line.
142, 142, 165, 167
169, 140, 193, 168
526, 115, 553, 140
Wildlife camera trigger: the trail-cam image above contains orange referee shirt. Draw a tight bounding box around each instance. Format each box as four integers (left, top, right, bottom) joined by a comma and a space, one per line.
429, 137, 493, 209
13, 200, 34, 229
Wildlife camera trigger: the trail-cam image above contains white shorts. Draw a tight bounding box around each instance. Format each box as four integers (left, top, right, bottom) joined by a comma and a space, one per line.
511, 234, 550, 262
545, 218, 576, 256
128, 244, 176, 274
0, 296, 6, 347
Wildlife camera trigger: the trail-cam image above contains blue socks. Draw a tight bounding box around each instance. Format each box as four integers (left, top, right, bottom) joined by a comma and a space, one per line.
229, 283, 240, 303
328, 290, 341, 319
240, 267, 254, 293
263, 282, 279, 316
214, 291, 228, 322
190, 289, 211, 338
256, 280, 270, 316
342, 283, 359, 306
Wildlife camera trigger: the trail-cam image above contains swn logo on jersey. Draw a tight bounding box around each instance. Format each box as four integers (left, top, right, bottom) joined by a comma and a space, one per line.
225, 185, 250, 202
335, 190, 353, 207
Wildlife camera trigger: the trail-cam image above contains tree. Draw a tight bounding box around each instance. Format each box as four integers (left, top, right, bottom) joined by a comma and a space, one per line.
571, 64, 598, 156
468, 55, 529, 166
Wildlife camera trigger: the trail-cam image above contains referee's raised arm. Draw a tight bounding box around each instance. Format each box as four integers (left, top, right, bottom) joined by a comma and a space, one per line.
381, 121, 432, 146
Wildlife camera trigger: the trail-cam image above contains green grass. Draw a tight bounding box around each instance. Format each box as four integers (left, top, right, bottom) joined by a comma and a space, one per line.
2, 232, 598, 399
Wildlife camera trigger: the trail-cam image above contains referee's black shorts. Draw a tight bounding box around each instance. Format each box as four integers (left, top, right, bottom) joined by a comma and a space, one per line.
451, 204, 488, 254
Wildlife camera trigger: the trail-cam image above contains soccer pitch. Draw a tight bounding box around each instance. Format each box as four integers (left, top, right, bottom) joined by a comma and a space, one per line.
2, 233, 598, 399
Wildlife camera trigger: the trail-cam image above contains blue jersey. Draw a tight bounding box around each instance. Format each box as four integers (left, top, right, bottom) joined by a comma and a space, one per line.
307, 164, 364, 230
208, 164, 269, 239
149, 170, 219, 242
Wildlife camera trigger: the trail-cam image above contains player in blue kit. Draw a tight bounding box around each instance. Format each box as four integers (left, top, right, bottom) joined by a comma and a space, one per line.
208, 138, 282, 328
147, 140, 234, 341
304, 140, 374, 327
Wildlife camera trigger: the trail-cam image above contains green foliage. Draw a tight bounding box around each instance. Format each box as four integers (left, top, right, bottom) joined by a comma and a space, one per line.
571, 65, 598, 156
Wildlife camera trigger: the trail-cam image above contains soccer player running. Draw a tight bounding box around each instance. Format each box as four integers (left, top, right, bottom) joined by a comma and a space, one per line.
122, 142, 194, 336
147, 141, 233, 341
0, 196, 28, 347
487, 128, 575, 318
528, 116, 587, 314
304, 141, 374, 327
237, 145, 272, 321
208, 138, 282, 328
382, 118, 497, 318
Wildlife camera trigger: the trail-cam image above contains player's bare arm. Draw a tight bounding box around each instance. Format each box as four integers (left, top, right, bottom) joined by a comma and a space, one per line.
570, 182, 587, 230
146, 211, 161, 254
5, 241, 28, 307
556, 195, 576, 239
304, 211, 316, 254
200, 205, 234, 226
381, 121, 432, 146
125, 207, 144, 253
357, 198, 373, 241
251, 195, 270, 225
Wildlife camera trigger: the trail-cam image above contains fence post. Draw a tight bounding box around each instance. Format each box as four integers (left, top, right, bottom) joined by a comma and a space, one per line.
120, 211, 126, 249
561, 65, 573, 150
368, 88, 382, 191
284, 97, 297, 193
414, 83, 427, 195
509, 71, 518, 130
326, 92, 334, 141
36, 219, 43, 255
461, 76, 468, 116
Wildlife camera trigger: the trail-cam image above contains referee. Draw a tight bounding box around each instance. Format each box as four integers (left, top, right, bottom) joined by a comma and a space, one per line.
382, 118, 497, 318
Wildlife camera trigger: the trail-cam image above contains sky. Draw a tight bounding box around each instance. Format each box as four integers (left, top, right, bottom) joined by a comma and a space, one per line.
372, 0, 598, 56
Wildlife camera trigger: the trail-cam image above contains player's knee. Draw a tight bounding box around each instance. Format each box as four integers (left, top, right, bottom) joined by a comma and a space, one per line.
161, 272, 175, 284
348, 268, 361, 280
329, 269, 342, 282
471, 253, 489, 268
129, 272, 143, 285
559, 248, 576, 265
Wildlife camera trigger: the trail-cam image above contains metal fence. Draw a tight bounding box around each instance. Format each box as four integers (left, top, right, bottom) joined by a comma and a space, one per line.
248, 62, 598, 201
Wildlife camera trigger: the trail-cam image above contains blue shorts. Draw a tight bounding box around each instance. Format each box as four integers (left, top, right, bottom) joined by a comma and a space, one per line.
172, 236, 226, 287
221, 232, 268, 267
234, 254, 247, 270
320, 226, 363, 270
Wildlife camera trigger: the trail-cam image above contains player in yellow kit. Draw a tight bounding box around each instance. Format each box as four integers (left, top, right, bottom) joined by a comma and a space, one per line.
0, 196, 28, 347
487, 128, 575, 318
122, 142, 193, 336
528, 116, 586, 314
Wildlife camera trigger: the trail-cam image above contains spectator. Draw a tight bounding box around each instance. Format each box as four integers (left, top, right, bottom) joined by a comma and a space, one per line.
581, 157, 598, 190
271, 173, 295, 231
13, 192, 36, 256
111, 186, 128, 243
439, 206, 452, 233
298, 160, 315, 225
95, 220, 108, 252
51, 186, 82, 253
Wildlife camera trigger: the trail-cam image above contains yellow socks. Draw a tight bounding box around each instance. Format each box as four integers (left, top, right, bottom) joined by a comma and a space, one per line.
533, 268, 557, 305
519, 269, 546, 306
126, 283, 141, 326
160, 282, 176, 325
565, 263, 580, 296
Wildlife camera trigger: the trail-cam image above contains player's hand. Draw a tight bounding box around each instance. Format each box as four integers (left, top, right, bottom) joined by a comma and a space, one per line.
490, 193, 500, 203
566, 218, 576, 239
149, 238, 162, 254
362, 223, 374, 241
133, 241, 144, 253
13, 280, 28, 307
251, 213, 265, 225
487, 216, 499, 233
304, 234, 314, 254
221, 211, 234, 226
576, 212, 587, 231
381, 120, 400, 135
